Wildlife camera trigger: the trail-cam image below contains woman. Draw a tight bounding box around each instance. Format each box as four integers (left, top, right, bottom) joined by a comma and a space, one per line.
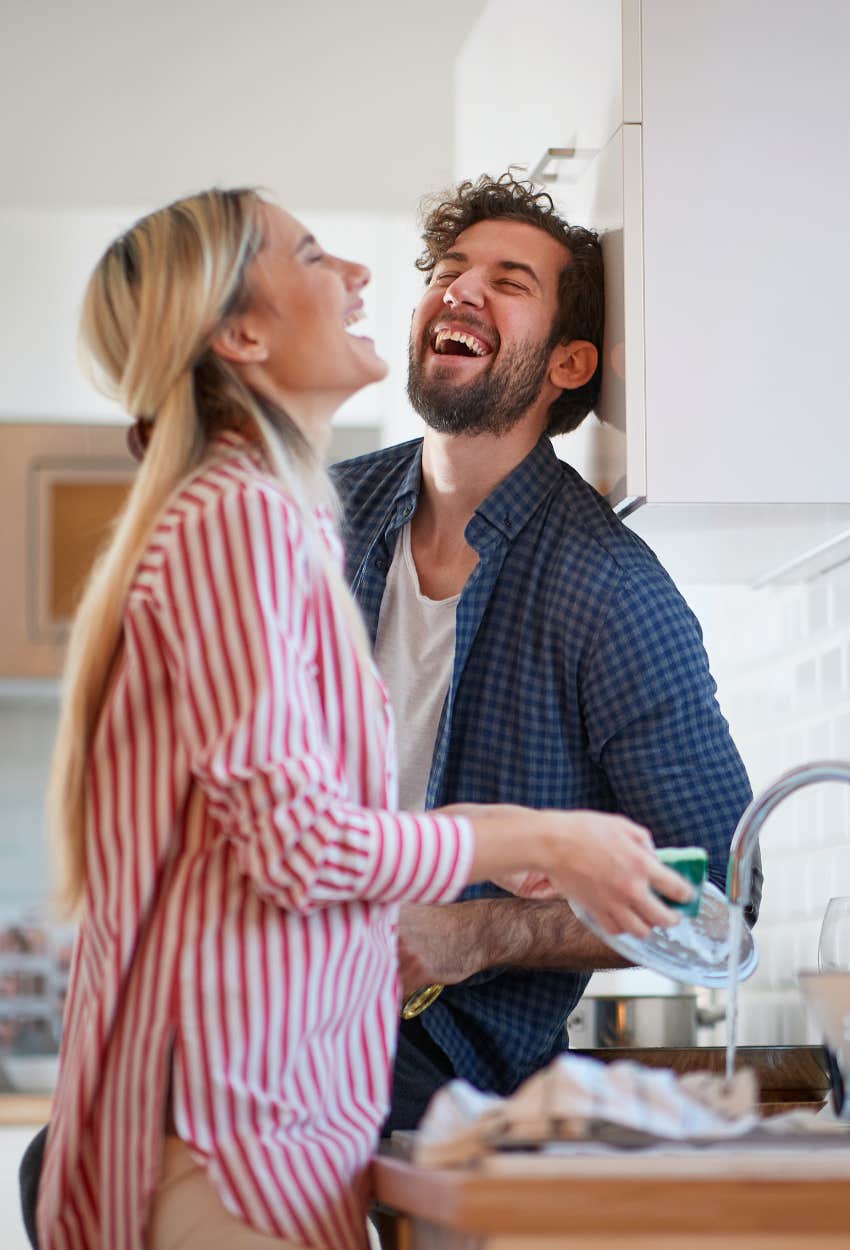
37, 189, 689, 1250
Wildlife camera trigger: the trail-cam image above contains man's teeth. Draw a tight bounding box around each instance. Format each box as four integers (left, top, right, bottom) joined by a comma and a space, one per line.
433, 328, 488, 356
344, 309, 365, 330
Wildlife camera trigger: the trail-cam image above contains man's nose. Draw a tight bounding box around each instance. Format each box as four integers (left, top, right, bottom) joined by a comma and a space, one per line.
442, 271, 485, 309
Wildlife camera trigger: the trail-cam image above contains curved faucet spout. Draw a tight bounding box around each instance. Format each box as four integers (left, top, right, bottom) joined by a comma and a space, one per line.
727, 759, 850, 908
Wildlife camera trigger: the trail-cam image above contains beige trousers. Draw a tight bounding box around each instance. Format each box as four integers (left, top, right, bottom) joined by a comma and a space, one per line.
146, 1136, 314, 1250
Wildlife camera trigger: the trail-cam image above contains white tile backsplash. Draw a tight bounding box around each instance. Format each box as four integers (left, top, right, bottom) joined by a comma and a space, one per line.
679, 564, 850, 1045
821, 646, 844, 702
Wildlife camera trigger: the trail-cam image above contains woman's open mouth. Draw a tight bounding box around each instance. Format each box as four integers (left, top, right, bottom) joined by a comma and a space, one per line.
344, 307, 368, 336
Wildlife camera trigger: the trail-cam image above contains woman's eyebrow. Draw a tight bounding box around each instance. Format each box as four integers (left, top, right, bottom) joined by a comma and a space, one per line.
294, 233, 317, 256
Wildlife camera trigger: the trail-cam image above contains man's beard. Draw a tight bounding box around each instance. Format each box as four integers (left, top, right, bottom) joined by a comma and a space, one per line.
407, 331, 552, 437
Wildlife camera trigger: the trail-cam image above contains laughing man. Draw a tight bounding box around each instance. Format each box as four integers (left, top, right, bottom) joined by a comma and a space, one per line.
332, 173, 760, 1133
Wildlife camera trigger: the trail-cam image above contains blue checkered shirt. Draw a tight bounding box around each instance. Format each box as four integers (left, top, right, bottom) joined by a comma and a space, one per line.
331, 436, 758, 1096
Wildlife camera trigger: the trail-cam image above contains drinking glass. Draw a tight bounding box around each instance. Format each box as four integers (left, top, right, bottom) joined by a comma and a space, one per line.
818, 897, 850, 972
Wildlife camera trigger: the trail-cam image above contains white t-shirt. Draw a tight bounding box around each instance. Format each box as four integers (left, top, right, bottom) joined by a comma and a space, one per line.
375, 523, 459, 811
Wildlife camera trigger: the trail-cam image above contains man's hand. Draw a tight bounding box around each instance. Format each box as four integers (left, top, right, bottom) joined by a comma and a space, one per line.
397, 904, 484, 996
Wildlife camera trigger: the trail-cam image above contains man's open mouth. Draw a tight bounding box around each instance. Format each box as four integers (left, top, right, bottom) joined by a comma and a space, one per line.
430, 327, 493, 358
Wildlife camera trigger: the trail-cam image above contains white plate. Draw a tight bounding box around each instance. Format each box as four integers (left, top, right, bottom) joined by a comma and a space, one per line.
568, 880, 758, 988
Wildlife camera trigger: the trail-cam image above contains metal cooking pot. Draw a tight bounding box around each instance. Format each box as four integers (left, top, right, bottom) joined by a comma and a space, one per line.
566, 994, 724, 1048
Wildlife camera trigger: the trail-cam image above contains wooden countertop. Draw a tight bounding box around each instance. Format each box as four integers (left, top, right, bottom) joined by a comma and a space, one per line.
373, 1146, 850, 1240
0, 1094, 52, 1126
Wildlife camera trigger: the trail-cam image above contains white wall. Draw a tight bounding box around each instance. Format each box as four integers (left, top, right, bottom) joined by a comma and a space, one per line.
0, 209, 143, 421
0, 1, 485, 215
676, 570, 850, 1046
0, 206, 425, 444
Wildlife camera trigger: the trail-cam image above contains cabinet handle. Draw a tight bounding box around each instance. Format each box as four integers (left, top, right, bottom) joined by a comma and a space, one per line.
531, 146, 599, 187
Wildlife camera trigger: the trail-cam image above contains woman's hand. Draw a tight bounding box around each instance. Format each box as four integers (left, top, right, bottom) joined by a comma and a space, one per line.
450, 803, 694, 939
535, 810, 692, 937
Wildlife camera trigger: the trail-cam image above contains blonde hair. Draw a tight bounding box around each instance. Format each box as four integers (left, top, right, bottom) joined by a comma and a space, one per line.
50, 188, 372, 916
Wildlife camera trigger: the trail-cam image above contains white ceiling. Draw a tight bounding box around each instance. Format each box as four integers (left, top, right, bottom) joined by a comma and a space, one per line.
2, 0, 487, 213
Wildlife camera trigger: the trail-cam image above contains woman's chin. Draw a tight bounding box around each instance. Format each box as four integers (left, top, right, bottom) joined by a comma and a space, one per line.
337, 361, 389, 404
347, 335, 389, 384
368, 355, 390, 384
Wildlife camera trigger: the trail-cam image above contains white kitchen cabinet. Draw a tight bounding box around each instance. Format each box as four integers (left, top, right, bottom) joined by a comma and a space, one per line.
455, 0, 639, 181
545, 124, 646, 513
454, 1, 850, 582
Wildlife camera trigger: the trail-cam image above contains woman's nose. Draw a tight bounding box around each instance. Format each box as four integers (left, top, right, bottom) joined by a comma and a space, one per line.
343, 258, 370, 290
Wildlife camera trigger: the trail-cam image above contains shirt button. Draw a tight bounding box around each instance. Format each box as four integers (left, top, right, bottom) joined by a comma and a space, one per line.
401, 504, 413, 518
375, 557, 387, 571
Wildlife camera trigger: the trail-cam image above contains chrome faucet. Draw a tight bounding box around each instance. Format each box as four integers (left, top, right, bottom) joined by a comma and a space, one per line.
726, 759, 850, 908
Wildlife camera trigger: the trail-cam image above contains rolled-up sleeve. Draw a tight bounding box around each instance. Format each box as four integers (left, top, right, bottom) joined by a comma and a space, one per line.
580, 566, 761, 920
149, 476, 473, 913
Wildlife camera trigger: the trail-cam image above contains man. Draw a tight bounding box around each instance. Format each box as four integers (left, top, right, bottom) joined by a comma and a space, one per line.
331, 172, 761, 1134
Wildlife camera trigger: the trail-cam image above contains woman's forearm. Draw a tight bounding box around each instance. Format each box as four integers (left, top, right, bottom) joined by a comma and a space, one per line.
449, 804, 693, 938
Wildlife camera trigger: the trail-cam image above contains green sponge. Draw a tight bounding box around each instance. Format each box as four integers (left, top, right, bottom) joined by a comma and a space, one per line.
656, 846, 708, 917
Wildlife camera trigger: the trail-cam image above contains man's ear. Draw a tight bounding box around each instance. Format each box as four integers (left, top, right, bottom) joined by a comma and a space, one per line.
210, 314, 269, 366
549, 340, 598, 391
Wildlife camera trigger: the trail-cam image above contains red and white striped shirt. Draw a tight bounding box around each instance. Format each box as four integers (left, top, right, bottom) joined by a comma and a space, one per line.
38, 433, 473, 1250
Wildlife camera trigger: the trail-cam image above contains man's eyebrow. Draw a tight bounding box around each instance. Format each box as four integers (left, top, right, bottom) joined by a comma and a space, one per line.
435, 250, 542, 289
294, 233, 317, 255
496, 260, 541, 289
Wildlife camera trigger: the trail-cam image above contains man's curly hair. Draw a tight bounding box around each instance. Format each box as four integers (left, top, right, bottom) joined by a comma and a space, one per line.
415, 173, 603, 436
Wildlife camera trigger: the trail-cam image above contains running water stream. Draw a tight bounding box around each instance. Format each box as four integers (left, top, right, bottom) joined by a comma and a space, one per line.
724, 902, 745, 1082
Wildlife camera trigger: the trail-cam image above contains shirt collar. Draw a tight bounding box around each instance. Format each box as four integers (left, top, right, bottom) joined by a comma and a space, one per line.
380, 434, 564, 540
211, 427, 264, 467
383, 441, 425, 528
472, 435, 564, 540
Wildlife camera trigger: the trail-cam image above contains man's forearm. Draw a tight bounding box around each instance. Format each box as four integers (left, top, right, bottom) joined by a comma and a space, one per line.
453, 897, 631, 973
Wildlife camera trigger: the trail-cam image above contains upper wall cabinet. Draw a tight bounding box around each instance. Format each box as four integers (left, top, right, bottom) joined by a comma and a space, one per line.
454, 1, 850, 582
455, 1, 640, 179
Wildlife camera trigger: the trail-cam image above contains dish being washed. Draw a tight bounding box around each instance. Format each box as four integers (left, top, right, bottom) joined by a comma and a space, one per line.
569, 879, 758, 988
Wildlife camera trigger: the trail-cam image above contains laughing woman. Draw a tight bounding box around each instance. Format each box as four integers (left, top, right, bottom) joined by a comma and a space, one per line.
35, 189, 689, 1250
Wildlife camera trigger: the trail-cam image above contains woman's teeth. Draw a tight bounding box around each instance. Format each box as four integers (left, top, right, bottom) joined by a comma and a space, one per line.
344, 309, 365, 332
